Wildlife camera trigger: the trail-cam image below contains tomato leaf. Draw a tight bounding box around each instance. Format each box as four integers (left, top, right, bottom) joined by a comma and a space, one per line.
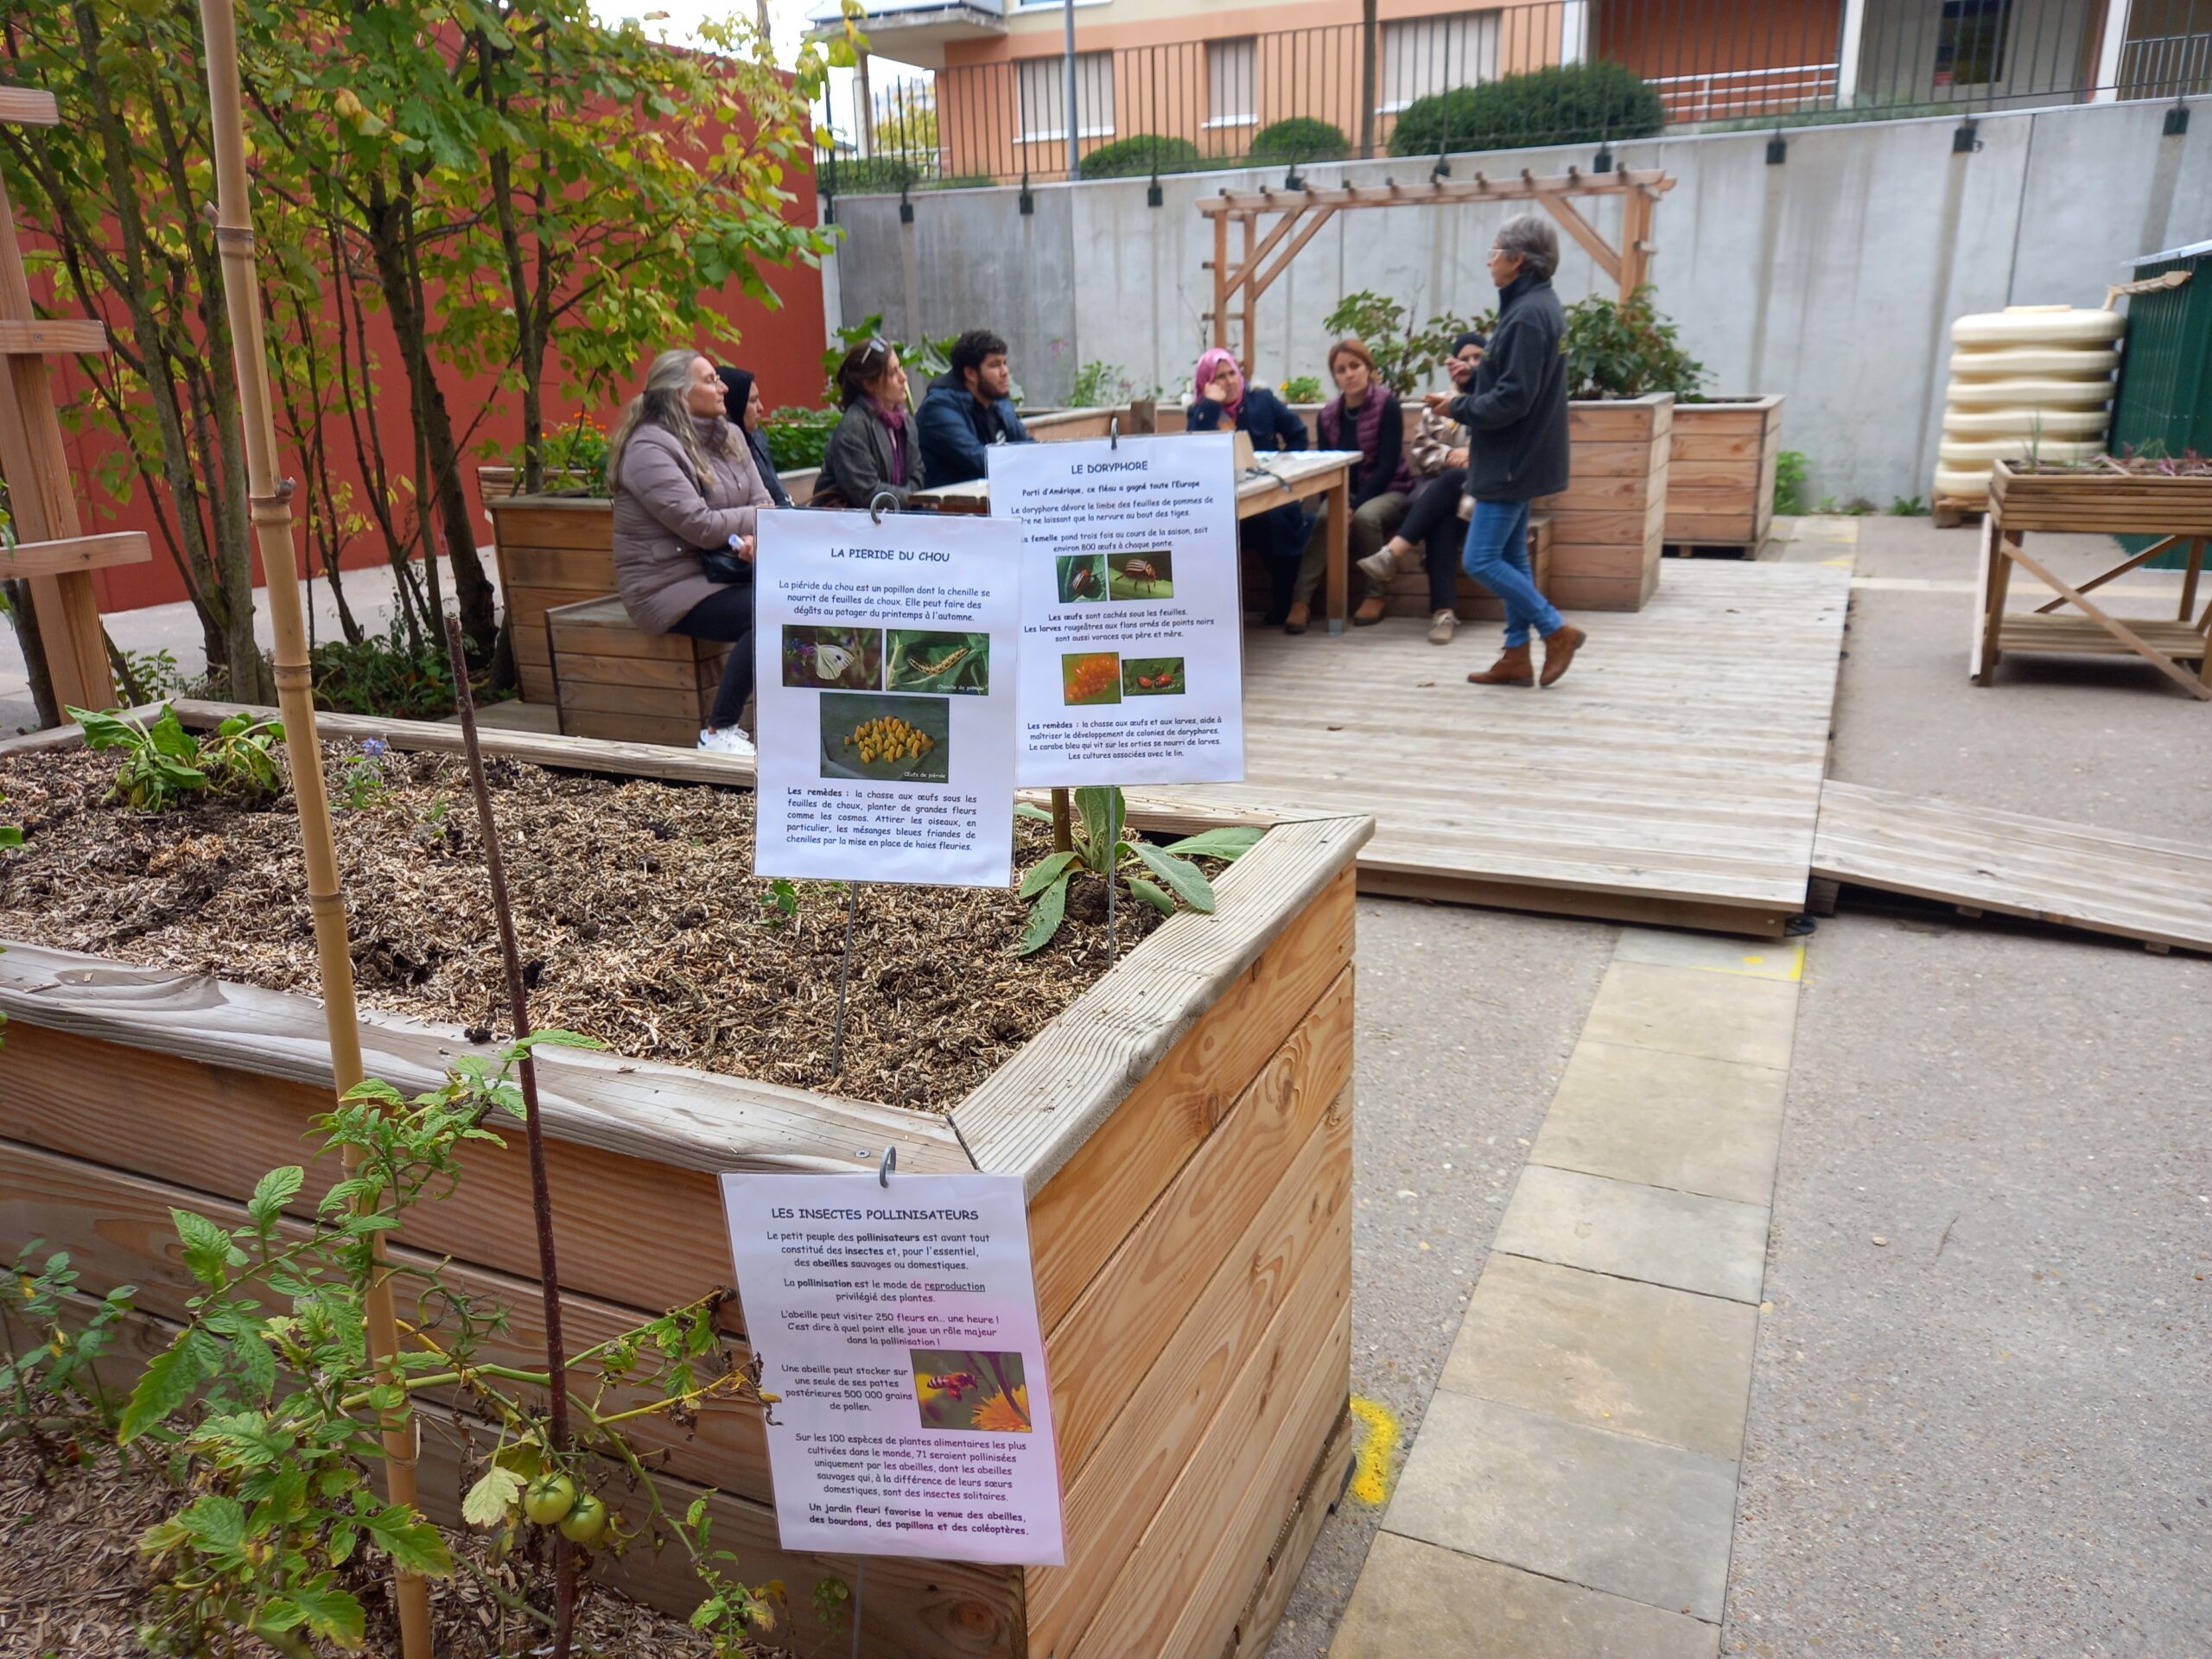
247, 1166, 304, 1230
463, 1465, 523, 1529
120, 1329, 213, 1442
285, 1576, 368, 1649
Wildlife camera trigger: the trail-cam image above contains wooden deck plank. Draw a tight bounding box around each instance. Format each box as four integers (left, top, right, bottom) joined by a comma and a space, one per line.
1813, 781, 2212, 955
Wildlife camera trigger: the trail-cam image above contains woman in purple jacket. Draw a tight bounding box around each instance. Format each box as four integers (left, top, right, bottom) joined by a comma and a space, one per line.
1287, 338, 1414, 632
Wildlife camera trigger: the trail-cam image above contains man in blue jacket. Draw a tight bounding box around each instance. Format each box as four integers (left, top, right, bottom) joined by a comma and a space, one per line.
918, 329, 1033, 486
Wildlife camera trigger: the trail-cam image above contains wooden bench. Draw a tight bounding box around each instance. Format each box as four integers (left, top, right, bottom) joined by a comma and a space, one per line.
1380, 512, 1555, 620
544, 596, 732, 747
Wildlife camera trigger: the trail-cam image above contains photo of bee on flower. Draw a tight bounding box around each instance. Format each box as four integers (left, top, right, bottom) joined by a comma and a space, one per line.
818, 691, 950, 783
1122, 656, 1185, 696
910, 1349, 1032, 1434
1107, 549, 1173, 601
887, 629, 989, 695
1056, 553, 1109, 604
781, 625, 883, 690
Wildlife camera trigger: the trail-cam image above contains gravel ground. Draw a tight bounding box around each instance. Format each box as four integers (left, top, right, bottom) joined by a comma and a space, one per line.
1264, 898, 1616, 1659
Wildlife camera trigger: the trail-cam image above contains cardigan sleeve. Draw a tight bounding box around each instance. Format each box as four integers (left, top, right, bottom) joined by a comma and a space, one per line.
622, 430, 757, 550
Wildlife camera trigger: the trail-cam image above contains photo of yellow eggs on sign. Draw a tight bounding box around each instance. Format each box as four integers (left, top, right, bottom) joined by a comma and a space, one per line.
818, 691, 950, 784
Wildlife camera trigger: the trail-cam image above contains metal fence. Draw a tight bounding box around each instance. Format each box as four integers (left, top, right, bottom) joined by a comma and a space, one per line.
817, 0, 2212, 197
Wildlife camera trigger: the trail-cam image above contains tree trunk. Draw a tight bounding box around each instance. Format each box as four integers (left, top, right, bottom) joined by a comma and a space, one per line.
2, 580, 60, 729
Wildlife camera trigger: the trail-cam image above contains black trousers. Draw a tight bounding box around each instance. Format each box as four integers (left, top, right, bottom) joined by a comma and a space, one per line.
1400, 467, 1470, 613
673, 582, 754, 731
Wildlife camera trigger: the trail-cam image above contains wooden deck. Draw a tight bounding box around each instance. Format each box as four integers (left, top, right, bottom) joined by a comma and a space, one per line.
1813, 782, 2212, 957
1139, 560, 1852, 937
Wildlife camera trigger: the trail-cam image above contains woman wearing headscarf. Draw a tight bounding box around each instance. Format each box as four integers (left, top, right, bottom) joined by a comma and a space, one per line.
815, 337, 923, 509
607, 347, 774, 756
716, 365, 794, 508
1185, 347, 1309, 626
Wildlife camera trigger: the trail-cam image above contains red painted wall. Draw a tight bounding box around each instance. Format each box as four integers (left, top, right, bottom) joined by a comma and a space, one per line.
43, 168, 823, 615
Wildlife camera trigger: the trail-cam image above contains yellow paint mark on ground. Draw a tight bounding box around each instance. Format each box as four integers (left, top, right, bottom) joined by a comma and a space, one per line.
1346, 1395, 1400, 1506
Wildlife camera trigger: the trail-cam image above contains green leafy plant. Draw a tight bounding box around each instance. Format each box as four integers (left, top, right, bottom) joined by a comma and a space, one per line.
1558, 287, 1706, 400
1250, 117, 1347, 163
310, 619, 503, 722
0, 1242, 136, 1452
1888, 495, 1929, 516
1078, 134, 1205, 180
1014, 789, 1262, 955
334, 738, 391, 813
114, 645, 184, 704
66, 704, 284, 811
1, 788, 18, 850
1389, 61, 1663, 156
1773, 449, 1809, 517
760, 405, 841, 472
1279, 374, 1324, 404
1323, 292, 1473, 397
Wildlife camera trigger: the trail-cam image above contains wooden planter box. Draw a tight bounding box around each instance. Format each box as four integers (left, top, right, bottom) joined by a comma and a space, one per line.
1536, 393, 1674, 613
1986, 461, 2212, 534
485, 495, 616, 704
477, 464, 600, 501
1665, 396, 1785, 550
0, 706, 1369, 1659
547, 595, 731, 747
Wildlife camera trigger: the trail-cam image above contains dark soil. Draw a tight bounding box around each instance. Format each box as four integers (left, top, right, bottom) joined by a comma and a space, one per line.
0, 1432, 747, 1657
0, 745, 1165, 1113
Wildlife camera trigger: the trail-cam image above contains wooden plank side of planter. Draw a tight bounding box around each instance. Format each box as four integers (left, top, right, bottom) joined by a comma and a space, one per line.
1025, 862, 1355, 1331
952, 814, 1370, 1199
486, 500, 620, 552
1667, 397, 1783, 547
1027, 1091, 1351, 1654
0, 1135, 779, 1502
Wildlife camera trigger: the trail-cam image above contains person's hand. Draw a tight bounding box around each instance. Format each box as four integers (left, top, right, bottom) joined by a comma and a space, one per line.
1422, 391, 1452, 412
1204, 381, 1230, 405
1446, 446, 1469, 468
737, 535, 756, 563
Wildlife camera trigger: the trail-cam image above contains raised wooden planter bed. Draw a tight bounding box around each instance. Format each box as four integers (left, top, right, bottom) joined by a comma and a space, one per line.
0, 707, 1369, 1659
1665, 395, 1784, 550
1985, 459, 2212, 533
485, 494, 616, 703
1536, 392, 1674, 612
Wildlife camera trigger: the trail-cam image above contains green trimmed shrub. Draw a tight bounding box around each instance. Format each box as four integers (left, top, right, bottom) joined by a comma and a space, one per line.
1388, 61, 1663, 157
1078, 134, 1204, 180
1560, 287, 1704, 400
1250, 118, 1348, 163
820, 154, 918, 194
761, 406, 841, 471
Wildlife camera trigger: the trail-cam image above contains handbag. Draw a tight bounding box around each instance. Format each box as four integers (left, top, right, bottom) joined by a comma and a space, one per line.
697, 543, 749, 584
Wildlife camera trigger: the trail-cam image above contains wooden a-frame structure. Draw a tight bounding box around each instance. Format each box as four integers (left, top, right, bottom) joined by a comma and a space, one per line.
1201, 167, 1676, 371
0, 86, 150, 714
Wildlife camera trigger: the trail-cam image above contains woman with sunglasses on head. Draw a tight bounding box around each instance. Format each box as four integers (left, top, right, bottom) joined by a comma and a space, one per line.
716, 365, 794, 508
607, 347, 775, 757
1186, 346, 1310, 627
815, 337, 925, 510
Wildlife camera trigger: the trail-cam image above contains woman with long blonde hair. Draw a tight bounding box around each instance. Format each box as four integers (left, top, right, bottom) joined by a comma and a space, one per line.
607, 347, 775, 755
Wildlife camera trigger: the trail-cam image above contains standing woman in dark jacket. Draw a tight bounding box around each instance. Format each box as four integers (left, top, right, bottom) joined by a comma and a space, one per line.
1186, 347, 1309, 626
1288, 337, 1414, 632
717, 365, 794, 508
1439, 213, 1586, 688
815, 338, 923, 508
608, 348, 775, 756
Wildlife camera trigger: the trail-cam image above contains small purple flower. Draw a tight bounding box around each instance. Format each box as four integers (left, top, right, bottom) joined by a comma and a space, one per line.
360, 737, 390, 757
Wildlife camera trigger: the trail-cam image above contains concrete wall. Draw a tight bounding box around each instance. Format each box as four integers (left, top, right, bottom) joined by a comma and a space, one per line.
829, 95, 2211, 503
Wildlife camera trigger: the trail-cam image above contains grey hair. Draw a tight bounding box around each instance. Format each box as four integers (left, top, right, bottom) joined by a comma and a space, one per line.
1494, 213, 1560, 283
606, 347, 737, 491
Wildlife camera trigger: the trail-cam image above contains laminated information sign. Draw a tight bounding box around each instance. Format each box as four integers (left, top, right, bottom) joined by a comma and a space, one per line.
987, 433, 1244, 786
719, 1171, 1065, 1566
753, 507, 1022, 887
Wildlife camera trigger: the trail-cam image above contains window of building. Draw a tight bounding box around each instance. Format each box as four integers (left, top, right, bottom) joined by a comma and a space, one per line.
1206, 37, 1257, 128
1934, 0, 2012, 86
1017, 52, 1116, 142
1378, 12, 1501, 112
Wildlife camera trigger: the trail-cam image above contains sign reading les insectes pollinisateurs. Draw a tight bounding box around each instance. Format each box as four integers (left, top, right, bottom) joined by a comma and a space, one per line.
753, 508, 1022, 887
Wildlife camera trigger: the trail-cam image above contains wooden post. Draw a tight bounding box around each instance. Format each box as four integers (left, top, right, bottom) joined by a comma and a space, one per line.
194, 3, 435, 1655
1620, 187, 1653, 298
1212, 209, 1230, 352
1239, 213, 1255, 372
0, 116, 115, 715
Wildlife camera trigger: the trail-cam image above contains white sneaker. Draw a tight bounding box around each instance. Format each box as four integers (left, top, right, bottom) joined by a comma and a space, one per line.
1356, 546, 1400, 584
697, 726, 756, 759
1427, 608, 1459, 645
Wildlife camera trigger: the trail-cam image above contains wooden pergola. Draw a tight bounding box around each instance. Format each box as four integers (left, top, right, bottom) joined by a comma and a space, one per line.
1200, 167, 1676, 370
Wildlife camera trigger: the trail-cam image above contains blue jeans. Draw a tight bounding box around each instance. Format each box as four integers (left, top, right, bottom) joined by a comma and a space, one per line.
1462, 498, 1562, 647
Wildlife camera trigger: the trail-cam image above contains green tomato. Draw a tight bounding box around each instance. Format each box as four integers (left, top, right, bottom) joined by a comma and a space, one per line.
523, 1473, 577, 1526
558, 1491, 608, 1547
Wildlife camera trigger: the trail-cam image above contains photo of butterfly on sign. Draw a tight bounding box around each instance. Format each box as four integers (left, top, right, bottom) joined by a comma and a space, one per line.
780, 625, 882, 691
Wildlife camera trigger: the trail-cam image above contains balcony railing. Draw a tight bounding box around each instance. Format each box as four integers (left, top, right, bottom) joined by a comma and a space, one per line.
817, 0, 2212, 195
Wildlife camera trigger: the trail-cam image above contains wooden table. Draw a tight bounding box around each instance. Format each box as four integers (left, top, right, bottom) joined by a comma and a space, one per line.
913, 448, 1361, 631
1972, 508, 2212, 702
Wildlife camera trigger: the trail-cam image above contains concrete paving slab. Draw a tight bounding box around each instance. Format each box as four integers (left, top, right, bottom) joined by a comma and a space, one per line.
1493, 1165, 1769, 1304
1611, 928, 1804, 982
1383, 1391, 1740, 1622
1529, 1039, 1788, 1205
1328, 1532, 1717, 1659
1580, 960, 1799, 1070
1440, 1254, 1757, 1459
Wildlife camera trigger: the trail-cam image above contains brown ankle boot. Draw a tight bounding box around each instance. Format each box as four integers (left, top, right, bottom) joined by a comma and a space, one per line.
1540, 623, 1586, 686
1352, 594, 1388, 626
1284, 601, 1311, 635
1467, 643, 1535, 686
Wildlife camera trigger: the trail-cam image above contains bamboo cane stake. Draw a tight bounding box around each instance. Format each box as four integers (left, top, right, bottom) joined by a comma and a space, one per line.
194, 3, 435, 1654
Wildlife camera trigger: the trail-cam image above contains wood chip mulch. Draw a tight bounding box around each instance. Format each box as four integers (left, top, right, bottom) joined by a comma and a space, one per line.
0, 1432, 748, 1657
0, 745, 1165, 1114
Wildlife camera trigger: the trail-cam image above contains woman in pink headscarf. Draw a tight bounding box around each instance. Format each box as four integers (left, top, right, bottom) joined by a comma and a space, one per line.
1185, 348, 1310, 627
